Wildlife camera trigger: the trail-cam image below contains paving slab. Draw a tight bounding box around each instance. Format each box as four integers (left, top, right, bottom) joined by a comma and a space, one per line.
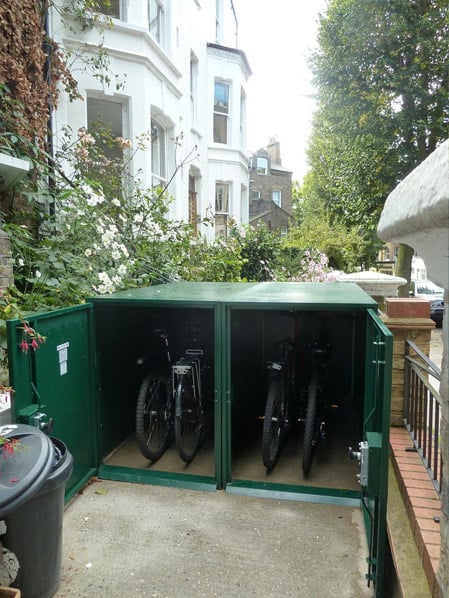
55, 479, 374, 598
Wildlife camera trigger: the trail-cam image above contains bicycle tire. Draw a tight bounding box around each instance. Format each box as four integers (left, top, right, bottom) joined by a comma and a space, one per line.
262, 377, 284, 471
136, 370, 172, 462
174, 374, 203, 463
302, 371, 319, 476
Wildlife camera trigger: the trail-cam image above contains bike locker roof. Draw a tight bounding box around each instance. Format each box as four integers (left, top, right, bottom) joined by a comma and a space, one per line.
88, 281, 377, 309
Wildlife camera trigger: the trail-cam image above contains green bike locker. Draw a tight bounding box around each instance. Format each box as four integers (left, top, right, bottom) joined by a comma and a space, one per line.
218, 283, 392, 596
88, 286, 225, 491
7, 304, 98, 501
7, 281, 391, 596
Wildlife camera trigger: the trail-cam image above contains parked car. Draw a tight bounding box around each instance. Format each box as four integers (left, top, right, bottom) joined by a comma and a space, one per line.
411, 279, 444, 299
430, 298, 445, 328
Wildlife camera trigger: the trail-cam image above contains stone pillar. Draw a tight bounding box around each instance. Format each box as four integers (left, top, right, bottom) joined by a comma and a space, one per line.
0, 228, 13, 290
381, 297, 435, 426
438, 292, 448, 598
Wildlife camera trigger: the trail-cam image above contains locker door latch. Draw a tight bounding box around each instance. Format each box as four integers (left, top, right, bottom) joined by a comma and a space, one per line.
30, 412, 54, 434
348, 441, 369, 487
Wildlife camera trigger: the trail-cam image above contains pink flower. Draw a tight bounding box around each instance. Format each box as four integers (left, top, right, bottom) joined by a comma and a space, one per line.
20, 340, 29, 353
31, 338, 39, 350
23, 322, 34, 335
3, 440, 18, 458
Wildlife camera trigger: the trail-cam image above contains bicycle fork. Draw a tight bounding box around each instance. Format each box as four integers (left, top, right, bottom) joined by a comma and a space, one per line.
172, 352, 203, 415
266, 361, 287, 425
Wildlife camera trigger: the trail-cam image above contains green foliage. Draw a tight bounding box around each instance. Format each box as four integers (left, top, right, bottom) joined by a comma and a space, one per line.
230, 224, 283, 281
178, 236, 244, 282
306, 0, 449, 276
2, 121, 250, 311
281, 248, 333, 283
283, 196, 371, 272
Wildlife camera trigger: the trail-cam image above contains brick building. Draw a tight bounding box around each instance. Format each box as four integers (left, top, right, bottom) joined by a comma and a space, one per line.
248, 139, 293, 235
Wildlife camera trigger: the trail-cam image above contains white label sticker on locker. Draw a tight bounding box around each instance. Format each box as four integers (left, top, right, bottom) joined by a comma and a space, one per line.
0, 392, 11, 413
57, 341, 69, 376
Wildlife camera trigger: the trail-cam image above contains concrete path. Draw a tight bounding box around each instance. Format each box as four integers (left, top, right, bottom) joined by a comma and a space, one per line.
55, 480, 374, 598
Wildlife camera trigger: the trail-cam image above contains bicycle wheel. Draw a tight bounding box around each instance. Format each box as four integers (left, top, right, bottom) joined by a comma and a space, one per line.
262, 377, 285, 471
174, 375, 203, 463
302, 371, 319, 476
136, 370, 172, 462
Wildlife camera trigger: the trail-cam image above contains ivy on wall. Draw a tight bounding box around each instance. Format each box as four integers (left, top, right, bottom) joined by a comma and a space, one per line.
0, 0, 78, 151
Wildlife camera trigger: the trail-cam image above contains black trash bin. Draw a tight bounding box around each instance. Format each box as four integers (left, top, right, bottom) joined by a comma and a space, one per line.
0, 424, 73, 598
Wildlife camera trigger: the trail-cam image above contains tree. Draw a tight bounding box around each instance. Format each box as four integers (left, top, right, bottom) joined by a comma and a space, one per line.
307, 0, 449, 292
284, 192, 369, 272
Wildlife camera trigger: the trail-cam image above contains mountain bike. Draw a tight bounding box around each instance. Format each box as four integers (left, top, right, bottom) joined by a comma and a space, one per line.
135, 330, 173, 463
135, 328, 209, 464
173, 348, 207, 463
302, 341, 330, 477
262, 338, 298, 472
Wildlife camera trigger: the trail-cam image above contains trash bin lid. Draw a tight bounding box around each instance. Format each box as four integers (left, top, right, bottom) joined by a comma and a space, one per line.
0, 424, 54, 518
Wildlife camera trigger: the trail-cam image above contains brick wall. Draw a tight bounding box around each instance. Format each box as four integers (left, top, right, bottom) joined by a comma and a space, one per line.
0, 229, 13, 290
381, 298, 435, 426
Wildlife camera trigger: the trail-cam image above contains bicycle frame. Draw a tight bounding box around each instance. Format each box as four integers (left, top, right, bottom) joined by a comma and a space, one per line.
302, 340, 331, 476
172, 349, 204, 408
262, 339, 298, 471
136, 328, 208, 464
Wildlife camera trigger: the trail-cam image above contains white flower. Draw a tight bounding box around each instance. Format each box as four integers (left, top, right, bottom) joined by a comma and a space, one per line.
111, 198, 121, 207
85, 249, 92, 257
111, 249, 121, 260
96, 271, 115, 294
117, 264, 127, 276
133, 213, 144, 224
101, 231, 114, 248
17, 258, 24, 267
81, 184, 104, 207
35, 270, 41, 279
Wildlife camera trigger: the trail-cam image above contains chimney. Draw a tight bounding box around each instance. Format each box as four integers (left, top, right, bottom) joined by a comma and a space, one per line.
267, 137, 281, 164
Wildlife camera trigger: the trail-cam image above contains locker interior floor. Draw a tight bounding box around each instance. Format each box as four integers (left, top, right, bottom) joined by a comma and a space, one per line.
104, 403, 362, 491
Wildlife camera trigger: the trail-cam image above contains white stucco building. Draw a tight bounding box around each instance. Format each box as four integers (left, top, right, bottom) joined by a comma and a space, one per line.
49, 0, 251, 239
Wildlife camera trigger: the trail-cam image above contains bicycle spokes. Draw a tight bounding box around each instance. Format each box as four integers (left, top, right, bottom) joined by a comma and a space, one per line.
136, 372, 172, 463
174, 375, 203, 463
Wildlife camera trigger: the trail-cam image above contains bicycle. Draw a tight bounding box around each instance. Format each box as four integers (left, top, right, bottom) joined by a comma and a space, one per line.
135, 328, 209, 464
135, 330, 173, 463
302, 341, 330, 477
173, 348, 207, 463
262, 338, 298, 472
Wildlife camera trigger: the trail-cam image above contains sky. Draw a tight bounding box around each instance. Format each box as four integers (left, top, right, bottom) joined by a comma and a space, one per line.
233, 1, 328, 182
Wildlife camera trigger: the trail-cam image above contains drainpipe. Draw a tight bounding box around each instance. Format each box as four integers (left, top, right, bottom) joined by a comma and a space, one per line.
42, 0, 55, 217
230, 0, 238, 47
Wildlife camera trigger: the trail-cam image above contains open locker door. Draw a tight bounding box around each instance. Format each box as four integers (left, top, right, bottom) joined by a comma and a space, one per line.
359, 309, 392, 597
7, 304, 98, 500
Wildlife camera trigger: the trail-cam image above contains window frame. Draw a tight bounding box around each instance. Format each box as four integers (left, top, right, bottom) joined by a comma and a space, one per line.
215, 182, 230, 238
97, 0, 122, 19
272, 189, 282, 207
86, 96, 125, 161
190, 52, 199, 123
213, 80, 230, 144
148, 0, 165, 45
151, 118, 167, 188
215, 182, 229, 214
256, 157, 268, 175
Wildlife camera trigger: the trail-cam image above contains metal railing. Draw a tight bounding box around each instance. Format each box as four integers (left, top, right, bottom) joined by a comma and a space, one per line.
404, 338, 442, 495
